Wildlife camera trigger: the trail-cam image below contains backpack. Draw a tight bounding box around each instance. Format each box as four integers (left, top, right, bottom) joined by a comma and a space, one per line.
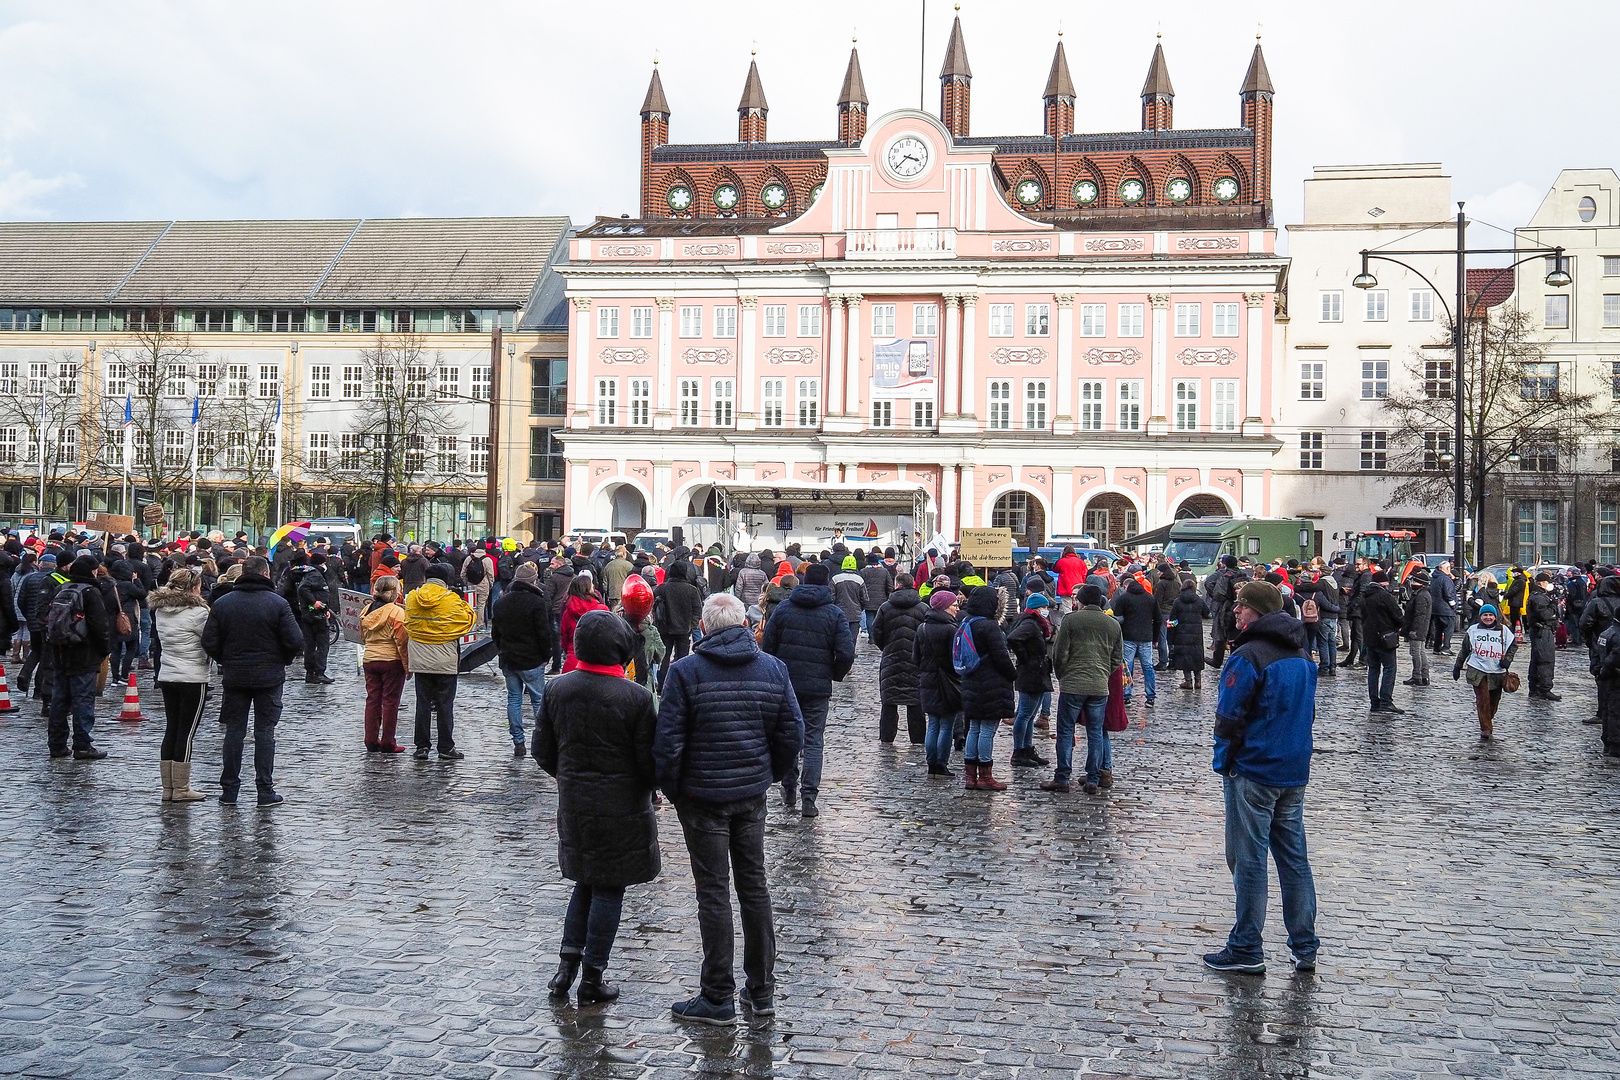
1300, 595, 1319, 624
46, 582, 91, 646
951, 615, 983, 676
463, 554, 487, 585
497, 553, 517, 581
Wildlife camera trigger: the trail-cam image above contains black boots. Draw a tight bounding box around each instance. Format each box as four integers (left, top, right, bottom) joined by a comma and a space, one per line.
577, 965, 619, 1004
1010, 747, 1049, 767
548, 957, 580, 1000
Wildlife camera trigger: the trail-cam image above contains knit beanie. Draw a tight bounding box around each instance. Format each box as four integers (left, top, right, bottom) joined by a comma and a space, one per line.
1235, 580, 1283, 616
929, 590, 959, 611
804, 563, 831, 585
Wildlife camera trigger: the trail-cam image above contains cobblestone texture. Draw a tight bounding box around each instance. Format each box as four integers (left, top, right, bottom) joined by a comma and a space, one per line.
0, 640, 1616, 1078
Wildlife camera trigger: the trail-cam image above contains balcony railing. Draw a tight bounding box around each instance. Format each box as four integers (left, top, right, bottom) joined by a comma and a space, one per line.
845, 228, 957, 260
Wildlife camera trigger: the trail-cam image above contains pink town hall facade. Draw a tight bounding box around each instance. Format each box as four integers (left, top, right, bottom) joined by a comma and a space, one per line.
560, 37, 1286, 550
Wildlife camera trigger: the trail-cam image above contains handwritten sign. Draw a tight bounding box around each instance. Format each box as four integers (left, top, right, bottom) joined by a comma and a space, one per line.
958, 527, 1013, 567
84, 513, 135, 535
338, 588, 369, 644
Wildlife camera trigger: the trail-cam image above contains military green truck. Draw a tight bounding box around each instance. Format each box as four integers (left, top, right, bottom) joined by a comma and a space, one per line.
1163, 517, 1316, 578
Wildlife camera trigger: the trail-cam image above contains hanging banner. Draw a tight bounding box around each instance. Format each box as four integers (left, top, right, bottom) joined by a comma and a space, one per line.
870, 338, 936, 400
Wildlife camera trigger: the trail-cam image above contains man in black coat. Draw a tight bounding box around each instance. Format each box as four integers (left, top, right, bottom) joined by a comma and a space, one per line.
656, 593, 803, 1026
1359, 571, 1406, 713
294, 564, 334, 684
760, 561, 854, 817
202, 555, 306, 806
1337, 558, 1370, 666
1401, 570, 1434, 686
544, 557, 576, 674
870, 575, 929, 745
654, 561, 704, 692
1525, 572, 1562, 701
43, 554, 112, 759
1108, 574, 1161, 705
17, 553, 58, 699
492, 562, 556, 755
1204, 556, 1243, 667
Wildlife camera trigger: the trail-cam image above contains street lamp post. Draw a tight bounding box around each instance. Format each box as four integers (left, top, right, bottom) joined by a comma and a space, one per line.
1353, 206, 1569, 571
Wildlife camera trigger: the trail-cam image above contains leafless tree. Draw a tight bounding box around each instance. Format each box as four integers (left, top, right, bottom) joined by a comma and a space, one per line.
0, 349, 92, 518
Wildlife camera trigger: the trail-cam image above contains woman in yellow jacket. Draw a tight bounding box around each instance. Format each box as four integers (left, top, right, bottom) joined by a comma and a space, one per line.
405, 565, 477, 760
360, 575, 410, 753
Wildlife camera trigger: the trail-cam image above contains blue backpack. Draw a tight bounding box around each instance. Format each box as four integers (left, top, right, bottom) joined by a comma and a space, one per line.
952, 615, 983, 675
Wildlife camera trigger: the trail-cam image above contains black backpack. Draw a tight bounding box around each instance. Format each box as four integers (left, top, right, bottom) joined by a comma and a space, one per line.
463, 554, 487, 585
45, 583, 91, 646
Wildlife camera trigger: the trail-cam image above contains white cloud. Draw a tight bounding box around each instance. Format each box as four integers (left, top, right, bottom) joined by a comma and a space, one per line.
0, 157, 81, 218
1459, 182, 1545, 237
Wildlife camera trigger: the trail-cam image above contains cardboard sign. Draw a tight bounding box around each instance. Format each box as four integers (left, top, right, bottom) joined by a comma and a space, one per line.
84, 512, 135, 535
142, 503, 166, 525
958, 527, 1013, 567
338, 588, 369, 644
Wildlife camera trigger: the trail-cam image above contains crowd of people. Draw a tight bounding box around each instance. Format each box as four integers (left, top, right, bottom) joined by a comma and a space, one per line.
14, 522, 1620, 1015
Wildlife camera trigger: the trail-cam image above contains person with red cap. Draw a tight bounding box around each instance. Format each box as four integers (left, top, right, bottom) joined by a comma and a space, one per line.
619, 575, 665, 696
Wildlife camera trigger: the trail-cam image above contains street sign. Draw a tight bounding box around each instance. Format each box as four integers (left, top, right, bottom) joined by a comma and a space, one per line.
459, 512, 468, 520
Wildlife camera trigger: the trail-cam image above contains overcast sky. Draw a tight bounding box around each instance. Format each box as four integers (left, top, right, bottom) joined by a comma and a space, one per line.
1, 0, 1613, 244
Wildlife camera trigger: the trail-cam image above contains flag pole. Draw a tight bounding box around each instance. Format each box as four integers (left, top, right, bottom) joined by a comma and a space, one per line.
190, 396, 200, 532
273, 394, 283, 530
37, 396, 46, 532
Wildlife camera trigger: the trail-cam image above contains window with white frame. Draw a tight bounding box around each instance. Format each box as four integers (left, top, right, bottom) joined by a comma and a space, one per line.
0, 364, 15, 394
21, 362, 42, 396
714, 305, 737, 338
1025, 303, 1050, 336
1118, 303, 1144, 337
1606, 257, 1620, 277
597, 306, 619, 338
1213, 302, 1240, 337
989, 304, 1015, 336
1023, 379, 1048, 429
1079, 381, 1104, 431
164, 430, 189, 466
1360, 359, 1389, 399
1602, 502, 1619, 564
1546, 294, 1570, 328
436, 436, 459, 473
403, 434, 424, 475
796, 305, 821, 337
913, 303, 938, 337
762, 379, 785, 427
193, 363, 215, 398
872, 304, 897, 338
1320, 291, 1343, 322
1080, 304, 1106, 336
1605, 294, 1620, 327
306, 431, 330, 471
1174, 303, 1201, 336
66, 362, 86, 396
1117, 380, 1143, 431
1518, 500, 1559, 563
1521, 362, 1559, 399
871, 399, 893, 428
134, 364, 156, 397
226, 363, 250, 398
1299, 431, 1323, 469
3, 427, 26, 464
1300, 361, 1324, 399
1410, 289, 1434, 321
222, 430, 248, 469
1424, 359, 1453, 399
105, 361, 127, 397
913, 399, 934, 429
341, 365, 364, 399
1212, 379, 1239, 432
469, 435, 489, 474
678, 379, 700, 425
338, 433, 365, 471
1173, 380, 1199, 431
404, 365, 429, 400
59, 427, 77, 465
470, 365, 491, 400
595, 378, 617, 425
630, 307, 654, 337
988, 380, 1012, 429
437, 366, 460, 400
99, 426, 119, 467
1422, 431, 1453, 471
679, 306, 702, 337
307, 364, 330, 400
370, 365, 395, 400
1360, 430, 1387, 470
763, 305, 787, 336
795, 378, 819, 426
162, 364, 186, 398
1364, 289, 1388, 321
628, 379, 650, 426
258, 364, 281, 399
712, 379, 734, 427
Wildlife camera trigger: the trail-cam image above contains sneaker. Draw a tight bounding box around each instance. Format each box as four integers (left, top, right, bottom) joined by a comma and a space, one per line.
513, 743, 527, 758
800, 798, 819, 819
1290, 951, 1317, 972
1145, 697, 1155, 708
744, 992, 775, 1017
780, 783, 797, 811
257, 793, 284, 808
439, 748, 465, 761
73, 747, 107, 760
219, 792, 237, 805
671, 994, 737, 1026
1203, 948, 1266, 974
412, 748, 430, 759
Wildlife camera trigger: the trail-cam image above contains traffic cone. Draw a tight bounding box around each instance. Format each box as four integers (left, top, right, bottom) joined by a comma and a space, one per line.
0, 664, 18, 714
118, 672, 146, 722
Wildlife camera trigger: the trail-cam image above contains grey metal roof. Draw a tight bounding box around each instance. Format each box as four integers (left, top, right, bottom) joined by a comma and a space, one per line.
519, 227, 574, 333
0, 216, 570, 308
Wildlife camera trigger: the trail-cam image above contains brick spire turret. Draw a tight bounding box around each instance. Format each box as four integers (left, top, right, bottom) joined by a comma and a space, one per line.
738, 57, 768, 143
1141, 37, 1174, 131
1042, 36, 1074, 138
1239, 37, 1274, 210
938, 12, 972, 139
837, 43, 868, 145
639, 63, 670, 218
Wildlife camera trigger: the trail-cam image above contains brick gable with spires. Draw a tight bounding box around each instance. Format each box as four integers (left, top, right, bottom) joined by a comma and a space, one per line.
636, 16, 1274, 229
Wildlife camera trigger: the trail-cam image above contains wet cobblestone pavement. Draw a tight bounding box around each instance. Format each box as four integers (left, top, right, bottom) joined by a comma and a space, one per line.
1, 640, 1617, 1079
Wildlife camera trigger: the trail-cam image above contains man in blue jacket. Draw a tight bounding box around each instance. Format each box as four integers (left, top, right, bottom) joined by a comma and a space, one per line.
656, 593, 803, 1026
760, 561, 854, 818
1204, 580, 1320, 976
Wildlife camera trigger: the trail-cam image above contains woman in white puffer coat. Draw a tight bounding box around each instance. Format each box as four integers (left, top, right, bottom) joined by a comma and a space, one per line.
150, 569, 212, 803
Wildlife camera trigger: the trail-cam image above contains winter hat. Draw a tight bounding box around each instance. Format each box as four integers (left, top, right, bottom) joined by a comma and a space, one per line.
426, 564, 456, 584
1534, 571, 1553, 583
929, 589, 959, 611
38, 553, 55, 566
1235, 580, 1283, 616
1078, 584, 1104, 607
1264, 571, 1284, 586
842, 555, 858, 571
1479, 604, 1498, 617
513, 562, 539, 585
1024, 593, 1050, 609
621, 575, 654, 622
1371, 570, 1390, 584
804, 563, 831, 585
573, 610, 634, 667
1221, 554, 1239, 568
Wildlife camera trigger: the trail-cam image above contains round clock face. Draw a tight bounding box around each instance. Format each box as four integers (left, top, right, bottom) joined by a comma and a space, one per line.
666, 184, 692, 211
1167, 178, 1192, 203
1073, 179, 1099, 206
713, 183, 739, 210
885, 135, 930, 179
1214, 177, 1239, 203
761, 182, 787, 210
1016, 179, 1043, 206
1119, 178, 1146, 205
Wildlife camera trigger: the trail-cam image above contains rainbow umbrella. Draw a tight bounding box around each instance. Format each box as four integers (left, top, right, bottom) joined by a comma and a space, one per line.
267, 521, 312, 552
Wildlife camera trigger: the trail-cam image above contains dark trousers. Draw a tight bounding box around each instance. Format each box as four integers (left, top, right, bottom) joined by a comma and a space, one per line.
675, 794, 774, 1004
110, 638, 138, 683
1431, 613, 1455, 652
46, 668, 97, 754
548, 614, 563, 673
158, 682, 208, 762
1365, 647, 1397, 707
363, 660, 406, 747
658, 633, 692, 692
1346, 616, 1364, 666
19, 634, 43, 692
561, 883, 626, 969
1529, 629, 1556, 692
413, 672, 457, 751
879, 700, 924, 744
1566, 609, 1584, 648
219, 685, 282, 799
302, 619, 330, 677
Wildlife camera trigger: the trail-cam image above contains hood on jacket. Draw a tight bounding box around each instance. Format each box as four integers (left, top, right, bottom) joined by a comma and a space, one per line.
885, 588, 922, 609
789, 583, 836, 608
1180, 580, 1198, 595
1235, 609, 1309, 651
574, 609, 634, 666
1126, 580, 1146, 596
405, 581, 476, 643
1596, 576, 1620, 599
692, 623, 762, 664
964, 585, 1000, 618
359, 602, 403, 633
148, 585, 208, 611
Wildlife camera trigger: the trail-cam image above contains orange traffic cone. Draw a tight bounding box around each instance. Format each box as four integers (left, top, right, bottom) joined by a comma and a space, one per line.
118, 671, 146, 722
0, 664, 17, 714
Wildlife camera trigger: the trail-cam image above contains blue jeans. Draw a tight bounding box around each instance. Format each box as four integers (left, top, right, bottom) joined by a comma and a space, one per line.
861, 609, 878, 639
1053, 692, 1108, 785
784, 695, 829, 800
46, 669, 98, 754
1223, 773, 1319, 963
561, 882, 625, 969
139, 607, 154, 659
1366, 647, 1397, 706
1316, 619, 1338, 671
1122, 640, 1155, 699
965, 718, 998, 762
502, 664, 546, 745
1013, 691, 1046, 751
925, 712, 957, 768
